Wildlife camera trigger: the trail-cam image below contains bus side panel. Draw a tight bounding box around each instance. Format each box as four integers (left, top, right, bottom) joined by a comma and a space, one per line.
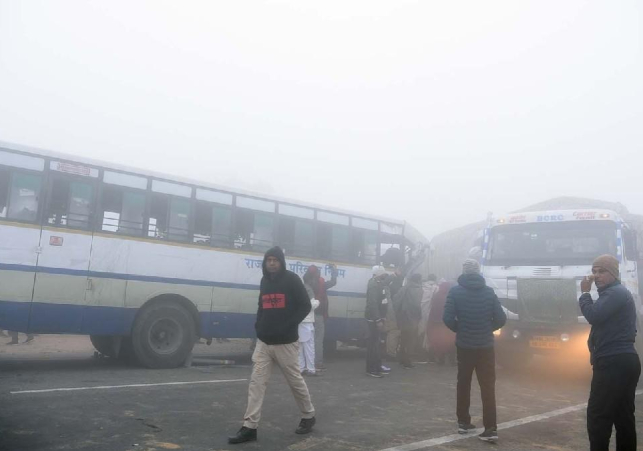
0, 224, 40, 333
30, 229, 92, 333
209, 286, 256, 338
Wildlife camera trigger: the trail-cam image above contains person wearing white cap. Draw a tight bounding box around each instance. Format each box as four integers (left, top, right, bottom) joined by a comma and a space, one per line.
364, 266, 388, 377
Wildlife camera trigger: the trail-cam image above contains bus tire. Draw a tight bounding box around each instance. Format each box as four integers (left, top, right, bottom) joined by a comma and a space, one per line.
90, 335, 118, 358
131, 300, 196, 369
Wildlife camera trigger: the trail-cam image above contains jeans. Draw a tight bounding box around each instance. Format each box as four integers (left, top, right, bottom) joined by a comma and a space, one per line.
587, 353, 641, 451
456, 346, 497, 429
366, 321, 382, 373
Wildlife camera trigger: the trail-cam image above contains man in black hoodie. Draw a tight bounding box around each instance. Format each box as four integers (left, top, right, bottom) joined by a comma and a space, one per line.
228, 247, 315, 444
443, 259, 506, 443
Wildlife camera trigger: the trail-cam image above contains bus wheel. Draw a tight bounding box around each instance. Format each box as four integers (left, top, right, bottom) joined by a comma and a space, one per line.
90, 335, 118, 358
131, 301, 196, 369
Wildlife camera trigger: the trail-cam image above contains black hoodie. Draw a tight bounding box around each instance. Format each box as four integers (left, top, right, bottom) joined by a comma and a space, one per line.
255, 246, 311, 345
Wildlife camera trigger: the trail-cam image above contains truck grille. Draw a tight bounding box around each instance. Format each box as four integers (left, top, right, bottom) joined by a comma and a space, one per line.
516, 278, 579, 324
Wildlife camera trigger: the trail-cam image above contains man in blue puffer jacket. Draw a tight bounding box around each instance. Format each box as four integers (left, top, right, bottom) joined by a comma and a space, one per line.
443, 259, 506, 442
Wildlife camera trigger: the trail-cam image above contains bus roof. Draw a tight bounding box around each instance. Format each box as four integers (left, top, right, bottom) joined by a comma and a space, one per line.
0, 140, 421, 233
490, 209, 624, 227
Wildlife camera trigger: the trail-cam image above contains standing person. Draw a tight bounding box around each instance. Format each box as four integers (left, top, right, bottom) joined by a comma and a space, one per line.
443, 259, 506, 442
301, 267, 321, 376
419, 274, 439, 358
393, 273, 423, 369
312, 264, 338, 371
579, 254, 640, 451
228, 247, 316, 444
427, 281, 456, 365
384, 269, 404, 366
365, 265, 389, 378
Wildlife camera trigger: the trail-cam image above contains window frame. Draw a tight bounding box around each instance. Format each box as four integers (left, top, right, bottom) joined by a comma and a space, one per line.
0, 165, 46, 225
44, 172, 98, 231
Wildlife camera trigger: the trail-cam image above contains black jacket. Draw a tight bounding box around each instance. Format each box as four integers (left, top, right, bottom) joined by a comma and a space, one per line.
365, 277, 387, 321
443, 273, 506, 349
255, 247, 311, 345
579, 281, 637, 365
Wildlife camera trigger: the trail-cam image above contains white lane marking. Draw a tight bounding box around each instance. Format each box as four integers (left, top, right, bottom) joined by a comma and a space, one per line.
10, 378, 248, 395
380, 390, 643, 451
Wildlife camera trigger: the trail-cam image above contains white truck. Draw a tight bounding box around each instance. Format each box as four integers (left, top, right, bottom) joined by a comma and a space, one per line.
480, 209, 642, 368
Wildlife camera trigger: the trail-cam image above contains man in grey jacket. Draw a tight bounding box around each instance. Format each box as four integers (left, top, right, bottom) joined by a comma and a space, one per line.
443, 259, 506, 442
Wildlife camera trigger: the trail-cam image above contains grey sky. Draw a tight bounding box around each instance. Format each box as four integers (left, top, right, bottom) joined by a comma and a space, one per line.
1, 0, 641, 239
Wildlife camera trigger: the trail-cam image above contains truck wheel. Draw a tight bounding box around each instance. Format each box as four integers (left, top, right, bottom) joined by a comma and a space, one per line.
90, 335, 117, 357
131, 301, 196, 369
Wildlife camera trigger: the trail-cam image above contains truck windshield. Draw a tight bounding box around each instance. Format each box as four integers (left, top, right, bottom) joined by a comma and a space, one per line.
487, 221, 618, 266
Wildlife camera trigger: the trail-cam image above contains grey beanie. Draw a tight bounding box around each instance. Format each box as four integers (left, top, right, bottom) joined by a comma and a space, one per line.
462, 259, 481, 275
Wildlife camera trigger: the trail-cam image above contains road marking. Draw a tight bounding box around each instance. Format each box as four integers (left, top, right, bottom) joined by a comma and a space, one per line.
10, 378, 248, 395
380, 390, 643, 451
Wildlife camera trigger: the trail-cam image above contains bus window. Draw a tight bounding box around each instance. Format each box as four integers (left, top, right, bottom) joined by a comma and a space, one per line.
0, 168, 9, 217
278, 217, 314, 258
212, 205, 232, 248
193, 201, 213, 245
379, 233, 404, 267
193, 202, 233, 247
234, 209, 274, 252
169, 198, 189, 242
353, 229, 378, 265
100, 186, 145, 236
47, 179, 94, 229
317, 223, 351, 262
148, 194, 169, 239
8, 172, 42, 222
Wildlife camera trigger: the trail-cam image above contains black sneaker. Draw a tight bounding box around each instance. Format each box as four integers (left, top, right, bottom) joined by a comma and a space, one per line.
228, 426, 257, 444
478, 428, 498, 442
366, 371, 384, 378
295, 417, 316, 434
458, 422, 476, 434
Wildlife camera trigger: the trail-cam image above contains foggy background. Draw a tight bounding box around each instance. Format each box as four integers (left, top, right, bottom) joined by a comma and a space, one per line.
0, 0, 640, 239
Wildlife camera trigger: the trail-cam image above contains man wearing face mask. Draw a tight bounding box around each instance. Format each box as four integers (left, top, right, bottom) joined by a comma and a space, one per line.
579, 254, 640, 451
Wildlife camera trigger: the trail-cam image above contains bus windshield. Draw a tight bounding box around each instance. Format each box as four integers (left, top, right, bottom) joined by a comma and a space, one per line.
487, 221, 618, 266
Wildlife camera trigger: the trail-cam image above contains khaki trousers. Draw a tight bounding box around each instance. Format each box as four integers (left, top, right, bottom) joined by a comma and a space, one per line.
243, 339, 315, 429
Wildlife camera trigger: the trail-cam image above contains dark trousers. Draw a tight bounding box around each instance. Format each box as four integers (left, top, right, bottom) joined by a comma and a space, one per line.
587, 353, 641, 451
366, 321, 382, 373
456, 346, 497, 429
398, 327, 416, 366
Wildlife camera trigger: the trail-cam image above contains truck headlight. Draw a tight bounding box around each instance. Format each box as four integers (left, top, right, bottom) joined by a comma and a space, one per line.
493, 329, 501, 337
561, 333, 570, 342
512, 330, 521, 339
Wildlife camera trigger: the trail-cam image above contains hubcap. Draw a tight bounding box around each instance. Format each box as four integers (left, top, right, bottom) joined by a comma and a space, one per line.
148, 318, 183, 355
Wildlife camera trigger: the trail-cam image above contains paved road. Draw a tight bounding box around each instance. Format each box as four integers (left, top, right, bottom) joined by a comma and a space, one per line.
0, 338, 640, 451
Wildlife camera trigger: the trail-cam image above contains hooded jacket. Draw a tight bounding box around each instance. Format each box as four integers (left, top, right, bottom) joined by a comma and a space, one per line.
393, 277, 423, 330
255, 247, 311, 345
579, 280, 637, 365
443, 273, 507, 349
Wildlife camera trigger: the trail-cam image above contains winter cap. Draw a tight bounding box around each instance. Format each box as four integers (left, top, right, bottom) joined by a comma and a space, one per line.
372, 265, 386, 277
592, 254, 620, 280
462, 259, 481, 275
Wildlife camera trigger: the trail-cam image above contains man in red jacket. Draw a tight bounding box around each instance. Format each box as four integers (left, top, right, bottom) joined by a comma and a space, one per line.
228, 247, 315, 444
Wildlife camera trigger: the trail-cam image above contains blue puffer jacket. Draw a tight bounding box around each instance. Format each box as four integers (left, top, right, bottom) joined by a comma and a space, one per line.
443, 273, 507, 349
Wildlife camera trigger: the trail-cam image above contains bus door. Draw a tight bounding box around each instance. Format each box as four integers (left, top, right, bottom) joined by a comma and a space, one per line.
0, 158, 45, 333
30, 167, 97, 333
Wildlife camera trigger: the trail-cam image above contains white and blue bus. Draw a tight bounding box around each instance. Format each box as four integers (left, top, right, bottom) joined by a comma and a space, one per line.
0, 142, 428, 368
